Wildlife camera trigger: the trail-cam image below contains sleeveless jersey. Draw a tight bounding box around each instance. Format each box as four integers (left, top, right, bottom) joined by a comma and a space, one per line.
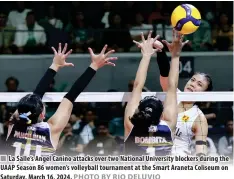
5, 122, 56, 156
124, 120, 173, 156
172, 90, 203, 156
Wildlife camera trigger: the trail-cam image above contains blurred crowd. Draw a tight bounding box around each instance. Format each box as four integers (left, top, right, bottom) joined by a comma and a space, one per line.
0, 1, 233, 54
0, 76, 233, 157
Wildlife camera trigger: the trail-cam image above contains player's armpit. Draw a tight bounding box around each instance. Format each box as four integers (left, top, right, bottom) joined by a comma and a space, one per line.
47, 98, 73, 148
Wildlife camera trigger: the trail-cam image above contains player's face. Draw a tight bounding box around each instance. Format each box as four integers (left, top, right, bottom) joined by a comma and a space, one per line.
184, 74, 209, 92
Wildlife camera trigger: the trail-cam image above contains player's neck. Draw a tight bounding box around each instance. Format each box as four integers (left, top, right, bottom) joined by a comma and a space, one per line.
180, 102, 194, 110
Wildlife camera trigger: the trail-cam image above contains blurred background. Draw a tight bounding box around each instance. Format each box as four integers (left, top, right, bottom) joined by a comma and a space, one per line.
0, 1, 233, 158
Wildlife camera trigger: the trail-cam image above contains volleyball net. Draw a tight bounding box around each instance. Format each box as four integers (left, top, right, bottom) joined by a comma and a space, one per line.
0, 92, 233, 158
0, 92, 233, 102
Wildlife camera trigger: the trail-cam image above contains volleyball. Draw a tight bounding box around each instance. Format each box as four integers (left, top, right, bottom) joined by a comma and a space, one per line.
171, 4, 201, 35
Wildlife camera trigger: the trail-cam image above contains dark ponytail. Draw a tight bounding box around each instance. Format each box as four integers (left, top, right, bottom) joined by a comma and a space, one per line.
17, 94, 44, 125
130, 111, 153, 135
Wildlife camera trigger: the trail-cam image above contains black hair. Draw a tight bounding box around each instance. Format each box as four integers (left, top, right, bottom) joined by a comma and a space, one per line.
130, 96, 163, 128
17, 94, 44, 125
194, 72, 213, 91
5, 76, 19, 87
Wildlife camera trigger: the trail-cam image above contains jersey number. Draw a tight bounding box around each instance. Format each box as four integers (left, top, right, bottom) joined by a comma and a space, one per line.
13, 142, 42, 156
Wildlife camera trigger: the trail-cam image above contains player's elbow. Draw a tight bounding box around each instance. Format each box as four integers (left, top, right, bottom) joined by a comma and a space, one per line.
168, 79, 178, 89
168, 84, 177, 93
133, 81, 139, 89
133, 81, 144, 90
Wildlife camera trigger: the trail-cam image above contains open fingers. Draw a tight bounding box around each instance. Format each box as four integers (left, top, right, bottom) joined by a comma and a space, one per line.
162, 40, 171, 48
105, 57, 118, 67
105, 57, 118, 61
173, 29, 176, 40
58, 43, 61, 53
180, 34, 184, 42
176, 32, 183, 42
105, 61, 116, 67
153, 35, 160, 42
147, 31, 152, 42
88, 47, 94, 56
65, 49, 73, 58
133, 40, 142, 48
141, 32, 146, 43
101, 44, 108, 54
62, 43, 68, 54
51, 47, 57, 55
182, 40, 189, 47
155, 48, 162, 53
64, 63, 74, 67
105, 49, 115, 57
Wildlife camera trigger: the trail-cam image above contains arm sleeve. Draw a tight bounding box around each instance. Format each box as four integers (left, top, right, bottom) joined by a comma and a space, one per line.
33, 68, 57, 99
64, 67, 96, 103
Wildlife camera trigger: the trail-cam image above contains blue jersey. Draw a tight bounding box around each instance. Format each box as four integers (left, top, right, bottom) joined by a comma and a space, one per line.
124, 120, 173, 156
5, 122, 55, 156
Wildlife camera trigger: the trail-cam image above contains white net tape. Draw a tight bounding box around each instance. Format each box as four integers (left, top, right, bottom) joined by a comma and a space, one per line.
0, 92, 233, 102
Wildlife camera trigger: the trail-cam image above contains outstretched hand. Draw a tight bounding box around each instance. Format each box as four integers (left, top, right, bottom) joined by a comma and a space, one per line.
88, 45, 118, 70
133, 31, 162, 56
51, 43, 74, 70
162, 29, 189, 57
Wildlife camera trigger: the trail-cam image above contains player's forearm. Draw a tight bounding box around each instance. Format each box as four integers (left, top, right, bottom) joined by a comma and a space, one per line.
156, 49, 170, 77
133, 55, 151, 90
64, 66, 96, 103
157, 49, 170, 91
33, 67, 57, 99
168, 56, 179, 91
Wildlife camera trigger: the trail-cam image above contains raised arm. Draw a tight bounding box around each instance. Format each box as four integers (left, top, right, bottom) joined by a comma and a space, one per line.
161, 30, 188, 130
9, 43, 73, 118
47, 45, 117, 148
33, 43, 73, 98
134, 37, 170, 92
124, 31, 161, 138
7, 43, 73, 132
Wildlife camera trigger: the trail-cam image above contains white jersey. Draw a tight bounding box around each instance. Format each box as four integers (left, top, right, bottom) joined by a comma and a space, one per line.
171, 89, 203, 156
